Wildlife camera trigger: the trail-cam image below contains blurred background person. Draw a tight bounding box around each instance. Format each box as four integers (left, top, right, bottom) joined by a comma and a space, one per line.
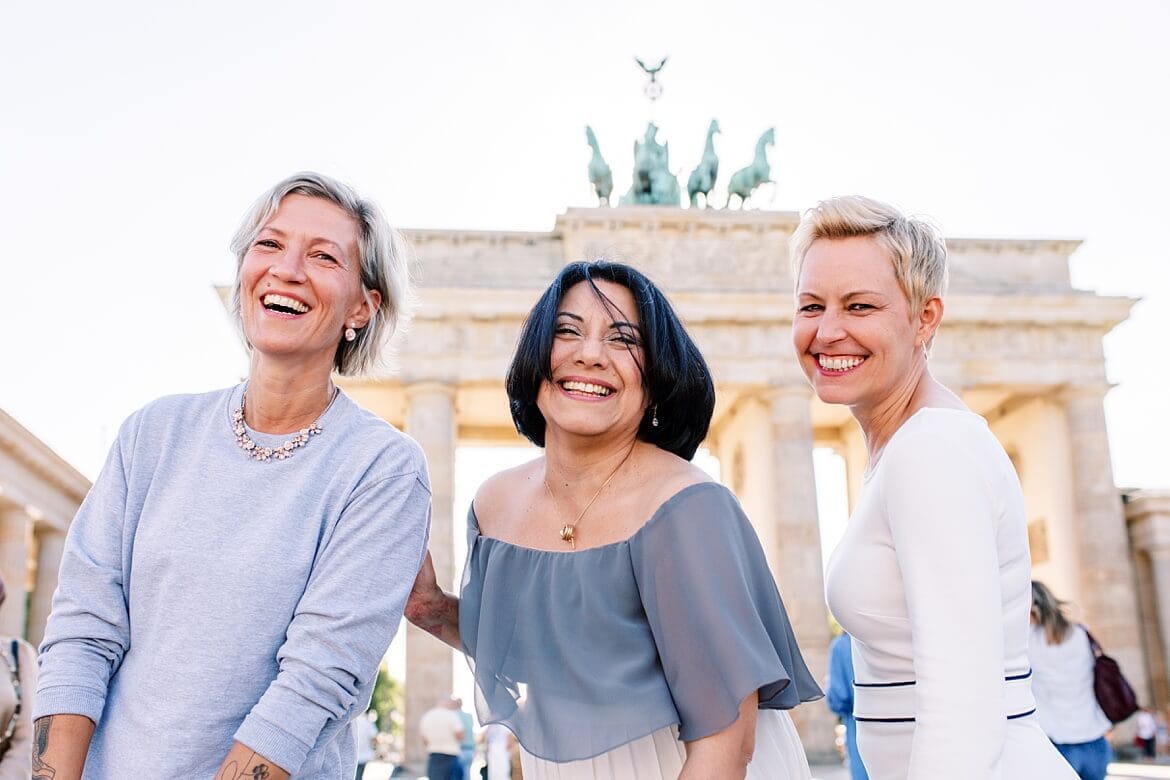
420, 696, 464, 780
0, 574, 36, 778
1029, 580, 1114, 780
453, 696, 475, 780
353, 709, 378, 779
1134, 707, 1157, 762
827, 630, 867, 780
484, 723, 513, 780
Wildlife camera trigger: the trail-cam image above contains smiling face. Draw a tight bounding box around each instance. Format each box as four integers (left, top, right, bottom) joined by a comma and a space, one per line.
535, 279, 649, 442
238, 194, 379, 373
793, 235, 937, 412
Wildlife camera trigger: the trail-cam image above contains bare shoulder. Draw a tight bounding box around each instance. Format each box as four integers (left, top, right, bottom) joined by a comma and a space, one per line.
636, 446, 714, 509
473, 457, 543, 534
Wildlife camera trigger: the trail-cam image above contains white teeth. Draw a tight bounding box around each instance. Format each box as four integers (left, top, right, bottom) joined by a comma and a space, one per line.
262, 294, 309, 313
818, 355, 865, 372
562, 380, 612, 396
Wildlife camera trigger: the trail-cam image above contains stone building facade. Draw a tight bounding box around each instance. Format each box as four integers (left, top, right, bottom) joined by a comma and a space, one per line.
0, 409, 89, 646
334, 206, 1147, 763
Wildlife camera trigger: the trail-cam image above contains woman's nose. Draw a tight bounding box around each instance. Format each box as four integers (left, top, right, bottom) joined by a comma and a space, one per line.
268, 243, 307, 282
575, 334, 606, 365
817, 308, 846, 342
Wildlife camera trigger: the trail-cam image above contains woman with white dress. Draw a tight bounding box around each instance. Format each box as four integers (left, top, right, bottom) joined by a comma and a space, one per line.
1029, 580, 1114, 779
793, 196, 1076, 779
407, 260, 821, 779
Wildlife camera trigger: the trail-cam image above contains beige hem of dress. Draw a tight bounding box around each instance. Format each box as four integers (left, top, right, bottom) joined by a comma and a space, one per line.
519, 709, 811, 779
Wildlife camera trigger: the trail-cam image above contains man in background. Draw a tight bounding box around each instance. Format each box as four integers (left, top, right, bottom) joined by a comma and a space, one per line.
419, 696, 464, 780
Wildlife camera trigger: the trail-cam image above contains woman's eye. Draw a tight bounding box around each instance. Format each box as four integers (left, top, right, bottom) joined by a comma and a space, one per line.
315, 252, 338, 264
611, 333, 640, 346
798, 304, 823, 313
554, 326, 578, 336
849, 303, 874, 311
255, 239, 279, 249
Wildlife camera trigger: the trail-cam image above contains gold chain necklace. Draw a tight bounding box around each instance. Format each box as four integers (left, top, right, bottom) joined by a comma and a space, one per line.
543, 445, 635, 550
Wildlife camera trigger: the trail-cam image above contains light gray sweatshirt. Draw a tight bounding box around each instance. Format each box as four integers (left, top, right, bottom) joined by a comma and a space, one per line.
36, 384, 431, 778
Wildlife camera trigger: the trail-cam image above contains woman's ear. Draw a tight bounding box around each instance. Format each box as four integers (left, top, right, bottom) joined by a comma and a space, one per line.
348, 289, 383, 329
917, 296, 944, 347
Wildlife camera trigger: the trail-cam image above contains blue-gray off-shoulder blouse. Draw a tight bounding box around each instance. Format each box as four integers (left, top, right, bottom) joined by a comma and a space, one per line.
459, 481, 823, 762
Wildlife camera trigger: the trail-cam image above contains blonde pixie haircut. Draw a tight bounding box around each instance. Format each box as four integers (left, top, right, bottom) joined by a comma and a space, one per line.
790, 195, 949, 319
229, 172, 414, 376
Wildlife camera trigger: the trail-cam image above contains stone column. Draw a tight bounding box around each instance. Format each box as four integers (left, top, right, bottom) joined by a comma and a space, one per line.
1060, 385, 1149, 701
404, 382, 457, 768
765, 384, 837, 761
1127, 492, 1170, 710
29, 525, 67, 647
1145, 549, 1170, 698
0, 504, 30, 639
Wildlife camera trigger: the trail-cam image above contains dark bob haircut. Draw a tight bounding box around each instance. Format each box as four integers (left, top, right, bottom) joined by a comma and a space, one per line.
506, 260, 715, 460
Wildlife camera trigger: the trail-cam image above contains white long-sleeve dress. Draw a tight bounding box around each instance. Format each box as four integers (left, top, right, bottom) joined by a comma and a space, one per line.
824, 408, 1076, 780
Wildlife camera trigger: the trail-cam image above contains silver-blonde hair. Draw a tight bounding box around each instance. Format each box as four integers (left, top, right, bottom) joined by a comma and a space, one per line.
790, 195, 948, 318
229, 171, 413, 376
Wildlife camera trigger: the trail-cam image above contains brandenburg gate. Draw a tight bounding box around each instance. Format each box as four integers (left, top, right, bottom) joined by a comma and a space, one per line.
339, 205, 1148, 763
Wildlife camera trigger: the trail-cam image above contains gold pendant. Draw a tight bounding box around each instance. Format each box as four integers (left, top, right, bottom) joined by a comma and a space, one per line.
560, 524, 576, 549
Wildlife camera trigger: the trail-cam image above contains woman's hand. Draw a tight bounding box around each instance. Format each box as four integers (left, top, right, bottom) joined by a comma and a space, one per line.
405, 552, 462, 650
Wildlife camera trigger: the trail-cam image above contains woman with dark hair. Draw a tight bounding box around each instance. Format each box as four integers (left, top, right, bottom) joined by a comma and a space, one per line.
1029, 581, 1114, 780
407, 260, 820, 779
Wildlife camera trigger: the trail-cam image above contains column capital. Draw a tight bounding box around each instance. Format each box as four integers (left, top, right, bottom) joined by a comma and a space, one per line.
1056, 382, 1114, 404
404, 381, 456, 400
763, 382, 814, 402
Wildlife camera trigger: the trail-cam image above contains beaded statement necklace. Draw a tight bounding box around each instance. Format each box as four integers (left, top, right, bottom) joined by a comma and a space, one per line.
232, 386, 338, 462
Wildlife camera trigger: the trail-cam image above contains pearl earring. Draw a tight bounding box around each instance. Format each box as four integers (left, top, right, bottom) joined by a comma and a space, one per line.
344, 325, 357, 342
651, 405, 659, 427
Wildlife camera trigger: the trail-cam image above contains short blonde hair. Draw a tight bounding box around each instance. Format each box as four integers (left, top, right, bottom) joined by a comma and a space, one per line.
229, 172, 414, 376
790, 195, 948, 316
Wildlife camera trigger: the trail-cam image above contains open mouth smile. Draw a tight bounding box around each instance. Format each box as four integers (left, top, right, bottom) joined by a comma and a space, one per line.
262, 293, 311, 315
560, 380, 613, 397
818, 355, 866, 373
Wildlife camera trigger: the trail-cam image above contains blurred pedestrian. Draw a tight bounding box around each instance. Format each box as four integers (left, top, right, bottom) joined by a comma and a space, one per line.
353, 709, 378, 779
1029, 580, 1113, 780
453, 697, 474, 780
827, 632, 868, 780
1136, 707, 1157, 762
0, 574, 36, 777
420, 696, 464, 780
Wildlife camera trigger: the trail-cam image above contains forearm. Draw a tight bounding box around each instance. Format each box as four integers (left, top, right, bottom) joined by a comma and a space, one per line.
680, 692, 757, 780
408, 590, 462, 650
32, 714, 94, 780
214, 742, 289, 780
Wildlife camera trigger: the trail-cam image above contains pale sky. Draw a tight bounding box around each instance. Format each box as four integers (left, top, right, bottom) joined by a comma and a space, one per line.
4, 0, 1167, 491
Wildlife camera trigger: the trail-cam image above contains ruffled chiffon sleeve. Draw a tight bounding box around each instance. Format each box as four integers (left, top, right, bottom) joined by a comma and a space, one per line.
629, 482, 823, 742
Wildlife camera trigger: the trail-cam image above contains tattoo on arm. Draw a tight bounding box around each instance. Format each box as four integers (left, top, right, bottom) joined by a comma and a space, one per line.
215, 753, 272, 780
32, 716, 57, 780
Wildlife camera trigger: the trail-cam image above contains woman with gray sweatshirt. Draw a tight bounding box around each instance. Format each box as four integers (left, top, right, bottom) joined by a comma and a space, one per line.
32, 172, 432, 780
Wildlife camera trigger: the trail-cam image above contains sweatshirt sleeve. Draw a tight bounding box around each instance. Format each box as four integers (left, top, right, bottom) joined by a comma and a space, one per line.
233, 469, 431, 774
35, 417, 137, 723
882, 422, 1007, 779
